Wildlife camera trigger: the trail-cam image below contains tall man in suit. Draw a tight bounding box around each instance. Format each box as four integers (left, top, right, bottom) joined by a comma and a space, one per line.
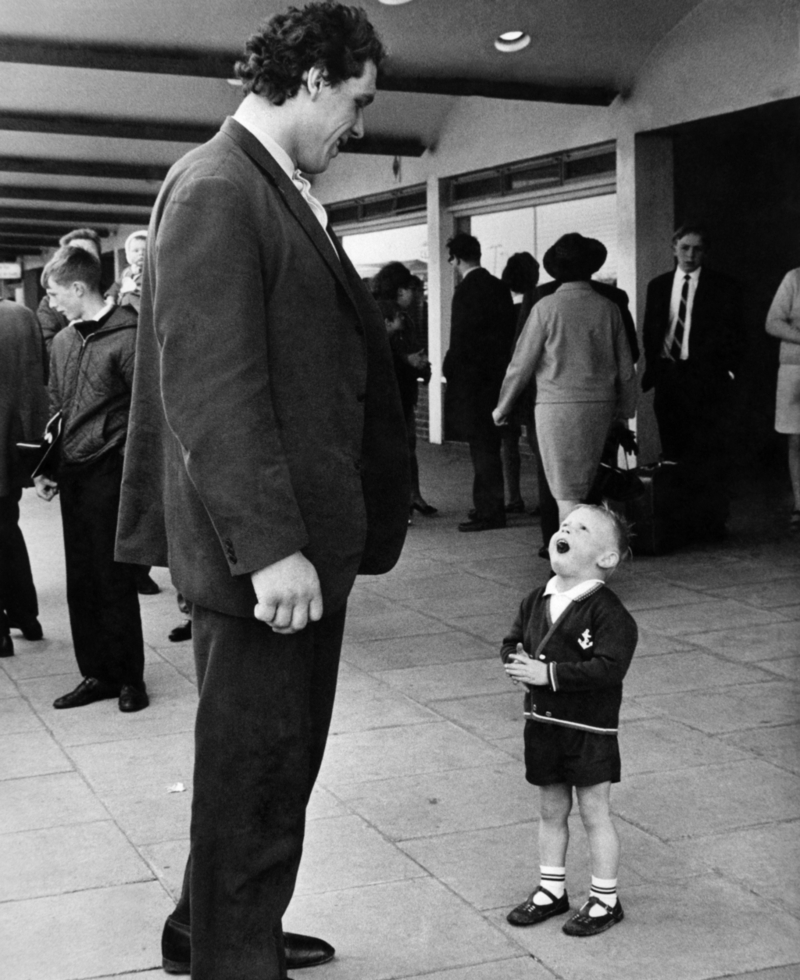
443, 233, 517, 531
642, 224, 744, 537
115, 5, 409, 979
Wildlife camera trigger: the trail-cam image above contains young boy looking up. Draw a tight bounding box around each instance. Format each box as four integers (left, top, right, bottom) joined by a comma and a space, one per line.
501, 504, 637, 937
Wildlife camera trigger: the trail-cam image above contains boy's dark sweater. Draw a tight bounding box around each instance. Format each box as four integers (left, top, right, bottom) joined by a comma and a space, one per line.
501, 584, 638, 734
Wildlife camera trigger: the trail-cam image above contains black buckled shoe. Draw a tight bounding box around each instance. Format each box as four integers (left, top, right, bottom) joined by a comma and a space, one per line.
53, 677, 120, 709
507, 886, 570, 926
562, 896, 624, 937
161, 915, 335, 973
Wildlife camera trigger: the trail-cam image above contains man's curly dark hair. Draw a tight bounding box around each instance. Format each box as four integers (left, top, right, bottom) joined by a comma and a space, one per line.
235, 2, 386, 105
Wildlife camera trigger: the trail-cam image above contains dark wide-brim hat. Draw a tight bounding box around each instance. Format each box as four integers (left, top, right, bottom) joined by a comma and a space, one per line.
543, 233, 607, 281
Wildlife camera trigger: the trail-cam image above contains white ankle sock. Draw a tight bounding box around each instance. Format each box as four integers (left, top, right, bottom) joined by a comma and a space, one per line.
533, 866, 566, 905
589, 876, 617, 915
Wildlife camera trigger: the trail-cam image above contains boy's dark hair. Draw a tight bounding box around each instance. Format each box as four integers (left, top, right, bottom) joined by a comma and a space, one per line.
235, 2, 386, 104
58, 227, 102, 253
501, 252, 540, 294
371, 261, 412, 301
672, 222, 708, 247
41, 246, 103, 293
447, 233, 481, 264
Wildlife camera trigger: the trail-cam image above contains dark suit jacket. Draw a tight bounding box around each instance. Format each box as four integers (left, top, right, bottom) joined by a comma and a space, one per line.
641, 266, 744, 392
116, 118, 410, 618
443, 267, 516, 439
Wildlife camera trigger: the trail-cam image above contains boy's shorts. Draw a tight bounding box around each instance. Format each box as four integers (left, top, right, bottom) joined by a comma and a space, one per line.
524, 720, 620, 787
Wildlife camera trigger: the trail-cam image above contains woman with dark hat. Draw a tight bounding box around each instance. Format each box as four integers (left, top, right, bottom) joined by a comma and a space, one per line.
493, 233, 637, 523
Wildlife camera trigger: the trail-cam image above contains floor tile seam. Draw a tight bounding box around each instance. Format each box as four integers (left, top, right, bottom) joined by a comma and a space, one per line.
0, 815, 122, 841
319, 758, 520, 793
626, 753, 800, 780
669, 814, 800, 843
629, 688, 800, 721
50, 724, 197, 750
0, 874, 161, 908
392, 817, 537, 846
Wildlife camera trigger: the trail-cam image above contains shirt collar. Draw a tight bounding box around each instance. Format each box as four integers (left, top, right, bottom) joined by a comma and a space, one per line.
233, 97, 296, 182
544, 577, 605, 600
674, 266, 701, 283
72, 300, 115, 327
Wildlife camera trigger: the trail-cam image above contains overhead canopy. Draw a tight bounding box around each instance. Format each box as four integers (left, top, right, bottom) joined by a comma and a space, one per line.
0, 0, 707, 257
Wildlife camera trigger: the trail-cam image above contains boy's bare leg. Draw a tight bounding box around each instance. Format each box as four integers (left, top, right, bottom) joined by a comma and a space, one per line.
575, 781, 619, 879
539, 783, 572, 866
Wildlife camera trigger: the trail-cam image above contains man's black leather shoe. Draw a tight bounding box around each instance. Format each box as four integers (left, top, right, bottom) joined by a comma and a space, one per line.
137, 575, 161, 595
0, 634, 13, 658
168, 620, 192, 642
458, 517, 506, 532
162, 915, 335, 973
8, 614, 43, 640
53, 677, 119, 709
284, 932, 335, 968
119, 684, 149, 713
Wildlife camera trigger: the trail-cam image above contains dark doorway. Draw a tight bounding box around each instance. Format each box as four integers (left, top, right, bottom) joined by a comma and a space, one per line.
670, 97, 800, 470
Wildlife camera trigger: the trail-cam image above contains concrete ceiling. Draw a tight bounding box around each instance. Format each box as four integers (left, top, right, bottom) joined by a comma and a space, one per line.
0, 0, 706, 258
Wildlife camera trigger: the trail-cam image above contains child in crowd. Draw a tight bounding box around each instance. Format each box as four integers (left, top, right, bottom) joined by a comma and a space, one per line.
501, 504, 637, 937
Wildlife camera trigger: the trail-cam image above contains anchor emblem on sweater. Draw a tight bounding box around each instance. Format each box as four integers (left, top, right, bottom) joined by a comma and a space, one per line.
577, 629, 593, 650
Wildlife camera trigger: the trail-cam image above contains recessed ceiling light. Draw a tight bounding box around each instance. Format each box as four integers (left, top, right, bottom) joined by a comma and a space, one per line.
377, 0, 415, 5
495, 31, 531, 53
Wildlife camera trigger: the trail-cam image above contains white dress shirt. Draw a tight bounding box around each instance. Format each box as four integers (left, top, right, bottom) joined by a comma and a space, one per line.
663, 266, 701, 359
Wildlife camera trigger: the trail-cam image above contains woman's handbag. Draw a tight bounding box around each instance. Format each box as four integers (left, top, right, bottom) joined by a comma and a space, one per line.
590, 423, 645, 503
15, 410, 63, 480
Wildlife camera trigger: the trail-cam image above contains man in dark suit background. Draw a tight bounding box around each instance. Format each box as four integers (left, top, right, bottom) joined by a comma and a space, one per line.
642, 223, 744, 537
443, 233, 517, 531
115, 5, 409, 978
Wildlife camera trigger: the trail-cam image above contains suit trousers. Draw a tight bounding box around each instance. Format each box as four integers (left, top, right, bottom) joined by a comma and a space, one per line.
0, 488, 39, 631
173, 603, 347, 980
58, 452, 144, 687
468, 413, 506, 522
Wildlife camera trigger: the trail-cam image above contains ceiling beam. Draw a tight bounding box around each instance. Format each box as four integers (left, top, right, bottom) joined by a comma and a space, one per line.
0, 233, 61, 246
0, 207, 150, 226
0, 247, 41, 258
0, 112, 425, 156
377, 73, 617, 107
1, 222, 110, 240
0, 37, 617, 105
0, 156, 170, 181
0, 186, 158, 208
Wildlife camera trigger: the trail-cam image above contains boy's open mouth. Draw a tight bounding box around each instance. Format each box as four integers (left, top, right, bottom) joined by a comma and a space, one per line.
555, 539, 570, 554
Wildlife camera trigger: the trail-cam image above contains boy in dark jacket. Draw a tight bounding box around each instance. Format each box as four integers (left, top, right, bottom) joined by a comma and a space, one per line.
34, 246, 147, 713
502, 504, 637, 937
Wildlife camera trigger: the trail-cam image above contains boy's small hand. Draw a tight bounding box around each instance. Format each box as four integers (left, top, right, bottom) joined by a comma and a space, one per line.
505, 643, 549, 686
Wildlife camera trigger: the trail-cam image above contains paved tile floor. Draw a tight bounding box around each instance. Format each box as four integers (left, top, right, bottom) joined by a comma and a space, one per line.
2, 441, 799, 980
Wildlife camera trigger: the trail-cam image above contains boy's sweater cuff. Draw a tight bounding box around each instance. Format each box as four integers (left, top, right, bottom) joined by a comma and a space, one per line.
548, 662, 559, 692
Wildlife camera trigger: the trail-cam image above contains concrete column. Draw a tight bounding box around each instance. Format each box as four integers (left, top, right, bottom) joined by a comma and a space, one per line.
616, 129, 675, 463
426, 176, 456, 444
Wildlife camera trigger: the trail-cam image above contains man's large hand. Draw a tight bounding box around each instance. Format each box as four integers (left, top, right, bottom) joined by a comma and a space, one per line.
34, 474, 58, 501
251, 551, 323, 634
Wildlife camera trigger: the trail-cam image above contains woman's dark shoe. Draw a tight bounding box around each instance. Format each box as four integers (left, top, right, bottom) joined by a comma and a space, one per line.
507, 886, 570, 926
0, 634, 14, 658
7, 614, 43, 640
168, 620, 192, 642
411, 500, 438, 516
137, 575, 161, 595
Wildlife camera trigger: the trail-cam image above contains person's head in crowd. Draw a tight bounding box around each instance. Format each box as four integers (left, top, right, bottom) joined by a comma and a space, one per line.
124, 230, 148, 271
671, 223, 707, 274
542, 233, 606, 283
58, 228, 102, 262
374, 296, 403, 336
234, 1, 386, 175
501, 252, 540, 299
447, 234, 482, 280
372, 261, 412, 306
42, 246, 104, 323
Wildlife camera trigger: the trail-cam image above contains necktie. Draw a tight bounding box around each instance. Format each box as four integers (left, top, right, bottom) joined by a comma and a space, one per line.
670, 274, 691, 361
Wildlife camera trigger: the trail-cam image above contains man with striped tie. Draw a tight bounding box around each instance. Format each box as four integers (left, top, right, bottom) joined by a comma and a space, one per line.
642, 224, 744, 539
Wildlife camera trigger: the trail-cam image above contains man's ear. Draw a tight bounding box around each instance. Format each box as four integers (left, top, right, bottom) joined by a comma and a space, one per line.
305, 66, 326, 100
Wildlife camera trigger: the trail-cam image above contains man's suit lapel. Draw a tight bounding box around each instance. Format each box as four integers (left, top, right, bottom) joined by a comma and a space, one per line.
220, 118, 360, 314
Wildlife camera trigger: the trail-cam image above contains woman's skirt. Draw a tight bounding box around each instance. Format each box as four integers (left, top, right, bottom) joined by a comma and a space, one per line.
535, 400, 615, 499
775, 364, 800, 434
